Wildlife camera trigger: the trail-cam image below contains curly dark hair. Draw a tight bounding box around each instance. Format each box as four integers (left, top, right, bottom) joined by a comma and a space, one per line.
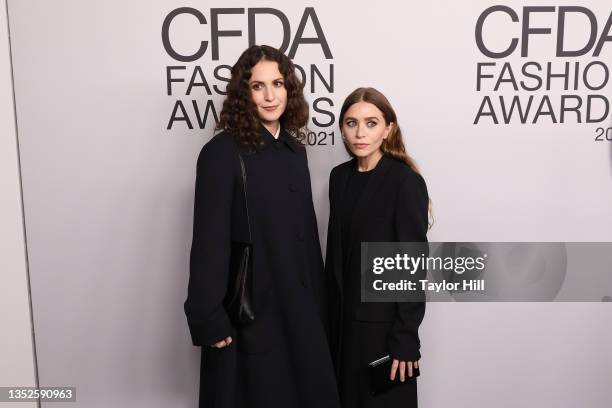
216, 45, 309, 148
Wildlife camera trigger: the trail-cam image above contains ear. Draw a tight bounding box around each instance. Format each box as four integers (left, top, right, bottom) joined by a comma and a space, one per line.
384, 122, 395, 139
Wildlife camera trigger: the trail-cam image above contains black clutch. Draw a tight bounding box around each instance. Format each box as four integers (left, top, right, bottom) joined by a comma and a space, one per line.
222, 149, 255, 325
368, 355, 420, 396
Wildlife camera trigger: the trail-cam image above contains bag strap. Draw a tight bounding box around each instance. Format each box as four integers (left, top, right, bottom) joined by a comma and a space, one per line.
237, 149, 253, 244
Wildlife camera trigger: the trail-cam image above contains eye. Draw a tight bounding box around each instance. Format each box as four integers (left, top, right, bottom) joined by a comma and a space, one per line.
251, 83, 262, 90
367, 121, 378, 127
345, 120, 356, 127
274, 80, 284, 87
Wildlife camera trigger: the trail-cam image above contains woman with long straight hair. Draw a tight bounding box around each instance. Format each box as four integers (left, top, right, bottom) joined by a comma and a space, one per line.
184, 45, 340, 408
326, 87, 430, 408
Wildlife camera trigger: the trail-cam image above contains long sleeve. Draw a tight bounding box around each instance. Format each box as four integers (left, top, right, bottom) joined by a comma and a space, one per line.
184, 140, 235, 347
387, 171, 429, 361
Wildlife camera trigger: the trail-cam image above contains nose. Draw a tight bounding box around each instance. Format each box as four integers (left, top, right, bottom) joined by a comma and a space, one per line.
356, 123, 366, 139
264, 86, 274, 102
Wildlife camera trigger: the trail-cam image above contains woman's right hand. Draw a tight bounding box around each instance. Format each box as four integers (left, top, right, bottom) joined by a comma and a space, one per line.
211, 336, 233, 348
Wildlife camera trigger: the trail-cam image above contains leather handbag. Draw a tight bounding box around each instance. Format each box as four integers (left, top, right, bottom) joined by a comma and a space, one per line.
222, 150, 255, 325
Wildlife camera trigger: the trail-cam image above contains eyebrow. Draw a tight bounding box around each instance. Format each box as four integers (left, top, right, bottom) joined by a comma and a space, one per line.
249, 77, 284, 84
344, 116, 380, 121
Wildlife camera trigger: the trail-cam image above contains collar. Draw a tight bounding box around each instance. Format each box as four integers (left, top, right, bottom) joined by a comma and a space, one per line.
258, 123, 298, 153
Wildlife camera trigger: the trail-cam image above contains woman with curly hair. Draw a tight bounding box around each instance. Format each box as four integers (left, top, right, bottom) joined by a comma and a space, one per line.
184, 45, 340, 408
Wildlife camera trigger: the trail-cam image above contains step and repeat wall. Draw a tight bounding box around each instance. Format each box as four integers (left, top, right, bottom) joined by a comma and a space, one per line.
7, 0, 612, 407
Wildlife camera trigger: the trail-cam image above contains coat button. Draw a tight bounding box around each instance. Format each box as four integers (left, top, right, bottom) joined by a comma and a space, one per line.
273, 142, 281, 149
289, 185, 297, 192
297, 231, 304, 241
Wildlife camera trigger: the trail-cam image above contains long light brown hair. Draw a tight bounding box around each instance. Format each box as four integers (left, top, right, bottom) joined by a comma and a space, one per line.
339, 87, 433, 228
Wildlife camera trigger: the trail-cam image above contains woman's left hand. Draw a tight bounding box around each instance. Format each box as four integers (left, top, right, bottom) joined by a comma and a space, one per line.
390, 358, 419, 382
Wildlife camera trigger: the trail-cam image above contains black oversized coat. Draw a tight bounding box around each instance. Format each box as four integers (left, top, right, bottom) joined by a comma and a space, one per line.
325, 154, 429, 407
184, 127, 339, 408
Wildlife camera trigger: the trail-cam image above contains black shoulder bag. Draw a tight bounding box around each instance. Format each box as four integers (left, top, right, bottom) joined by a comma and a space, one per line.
222, 149, 255, 325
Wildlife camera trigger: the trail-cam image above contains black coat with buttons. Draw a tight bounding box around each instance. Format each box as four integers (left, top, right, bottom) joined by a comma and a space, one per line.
184, 126, 339, 408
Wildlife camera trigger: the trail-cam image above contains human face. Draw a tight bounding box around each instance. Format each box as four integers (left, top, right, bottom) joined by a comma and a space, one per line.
249, 60, 287, 132
341, 101, 393, 163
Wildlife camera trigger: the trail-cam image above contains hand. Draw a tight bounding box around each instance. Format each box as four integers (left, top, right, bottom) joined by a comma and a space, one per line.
390, 358, 419, 382
211, 336, 232, 348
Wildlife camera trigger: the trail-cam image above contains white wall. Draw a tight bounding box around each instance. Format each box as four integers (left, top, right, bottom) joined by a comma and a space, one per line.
4, 0, 612, 407
0, 0, 37, 406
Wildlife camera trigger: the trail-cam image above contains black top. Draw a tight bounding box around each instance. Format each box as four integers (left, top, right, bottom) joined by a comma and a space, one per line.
340, 163, 375, 282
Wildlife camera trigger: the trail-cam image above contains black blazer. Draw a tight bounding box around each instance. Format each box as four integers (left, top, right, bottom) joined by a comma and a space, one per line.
325, 154, 429, 362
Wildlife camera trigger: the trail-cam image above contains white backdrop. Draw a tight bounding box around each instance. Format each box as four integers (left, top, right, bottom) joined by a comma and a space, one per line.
6, 0, 612, 407
0, 1, 37, 406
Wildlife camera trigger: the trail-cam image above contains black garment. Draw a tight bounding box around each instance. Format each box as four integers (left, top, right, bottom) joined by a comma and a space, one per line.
325, 154, 429, 408
339, 320, 417, 408
340, 165, 374, 279
185, 126, 340, 408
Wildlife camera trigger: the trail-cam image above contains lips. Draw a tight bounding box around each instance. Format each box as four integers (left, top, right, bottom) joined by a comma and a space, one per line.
353, 143, 369, 149
262, 105, 278, 112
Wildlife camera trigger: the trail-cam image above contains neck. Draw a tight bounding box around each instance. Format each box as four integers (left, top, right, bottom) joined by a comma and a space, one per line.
262, 120, 279, 137
356, 150, 383, 172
